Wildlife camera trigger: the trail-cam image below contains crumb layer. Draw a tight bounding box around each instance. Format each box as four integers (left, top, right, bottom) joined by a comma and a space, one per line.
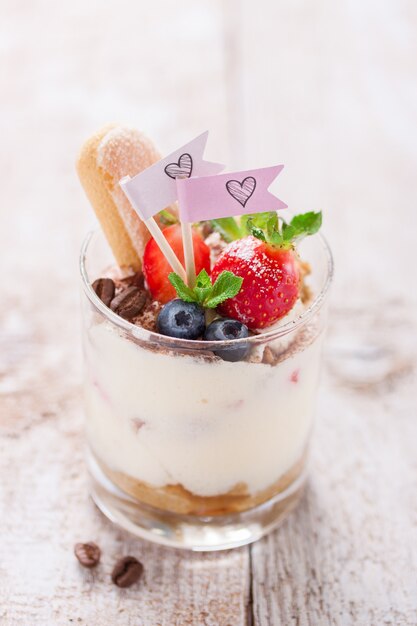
96, 452, 306, 515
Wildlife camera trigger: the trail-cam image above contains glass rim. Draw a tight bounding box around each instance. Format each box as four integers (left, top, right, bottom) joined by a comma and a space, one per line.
80, 229, 333, 350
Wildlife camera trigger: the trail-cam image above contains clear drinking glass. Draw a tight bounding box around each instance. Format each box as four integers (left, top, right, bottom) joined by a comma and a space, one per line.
80, 230, 333, 551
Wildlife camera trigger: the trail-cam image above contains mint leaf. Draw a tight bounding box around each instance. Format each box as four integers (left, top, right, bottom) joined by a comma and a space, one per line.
205, 271, 243, 308
193, 269, 212, 304
168, 269, 243, 309
211, 217, 242, 242
168, 273, 196, 302
195, 269, 211, 288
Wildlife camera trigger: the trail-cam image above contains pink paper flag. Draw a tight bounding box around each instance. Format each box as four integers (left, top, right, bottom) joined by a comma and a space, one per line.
119, 131, 224, 220
176, 165, 287, 222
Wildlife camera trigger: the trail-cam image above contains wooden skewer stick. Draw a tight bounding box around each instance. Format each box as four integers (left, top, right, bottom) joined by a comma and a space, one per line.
120, 175, 186, 281
145, 216, 186, 280
180, 220, 196, 288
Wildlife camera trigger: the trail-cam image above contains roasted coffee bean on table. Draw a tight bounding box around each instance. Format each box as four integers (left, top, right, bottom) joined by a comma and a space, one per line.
111, 556, 144, 588
92, 278, 116, 307
110, 287, 147, 320
74, 542, 101, 568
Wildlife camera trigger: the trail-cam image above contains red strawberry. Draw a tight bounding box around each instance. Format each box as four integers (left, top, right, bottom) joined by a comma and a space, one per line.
143, 224, 210, 303
211, 236, 300, 330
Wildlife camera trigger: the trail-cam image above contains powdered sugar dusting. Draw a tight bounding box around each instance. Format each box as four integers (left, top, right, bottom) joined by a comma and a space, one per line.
97, 127, 161, 178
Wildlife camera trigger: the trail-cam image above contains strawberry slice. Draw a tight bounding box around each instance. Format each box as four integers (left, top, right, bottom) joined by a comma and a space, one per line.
210, 211, 322, 330
143, 224, 210, 303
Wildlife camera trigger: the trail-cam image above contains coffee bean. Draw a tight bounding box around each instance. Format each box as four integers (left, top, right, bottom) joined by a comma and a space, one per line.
111, 556, 143, 588
74, 542, 101, 568
92, 278, 115, 307
110, 287, 147, 320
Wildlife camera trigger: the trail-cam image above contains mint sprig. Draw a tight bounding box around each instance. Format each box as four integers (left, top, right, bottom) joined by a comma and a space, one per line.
168, 269, 243, 309
210, 210, 322, 248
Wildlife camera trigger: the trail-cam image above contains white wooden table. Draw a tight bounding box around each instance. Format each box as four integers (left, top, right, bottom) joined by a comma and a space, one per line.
1, 2, 416, 624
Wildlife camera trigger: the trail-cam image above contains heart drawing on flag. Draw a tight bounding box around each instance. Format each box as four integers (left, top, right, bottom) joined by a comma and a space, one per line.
225, 177, 257, 207
164, 153, 193, 179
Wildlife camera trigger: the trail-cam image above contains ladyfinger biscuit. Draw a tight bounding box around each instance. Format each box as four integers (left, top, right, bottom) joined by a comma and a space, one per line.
77, 124, 165, 271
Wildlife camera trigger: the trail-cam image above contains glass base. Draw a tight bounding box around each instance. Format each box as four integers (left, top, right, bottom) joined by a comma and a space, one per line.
88, 452, 307, 551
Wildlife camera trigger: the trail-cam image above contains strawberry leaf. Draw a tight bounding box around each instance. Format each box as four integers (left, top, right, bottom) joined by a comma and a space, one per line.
246, 218, 266, 242
158, 209, 178, 225
268, 229, 284, 246
285, 211, 322, 241
281, 222, 296, 241
266, 213, 280, 238
243, 212, 278, 231
208, 210, 322, 247
243, 210, 322, 248
210, 217, 243, 242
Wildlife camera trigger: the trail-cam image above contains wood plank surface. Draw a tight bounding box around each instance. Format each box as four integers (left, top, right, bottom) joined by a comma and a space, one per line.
1, 1, 416, 624
251, 304, 417, 625
238, 3, 417, 622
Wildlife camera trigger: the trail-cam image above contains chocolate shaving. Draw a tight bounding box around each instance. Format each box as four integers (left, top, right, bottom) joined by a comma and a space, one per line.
132, 301, 162, 332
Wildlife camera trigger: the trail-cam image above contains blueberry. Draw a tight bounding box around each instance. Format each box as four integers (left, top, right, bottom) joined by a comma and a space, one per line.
157, 299, 205, 340
204, 318, 249, 362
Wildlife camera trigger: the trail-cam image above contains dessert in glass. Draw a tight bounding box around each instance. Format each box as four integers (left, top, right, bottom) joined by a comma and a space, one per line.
77, 125, 333, 550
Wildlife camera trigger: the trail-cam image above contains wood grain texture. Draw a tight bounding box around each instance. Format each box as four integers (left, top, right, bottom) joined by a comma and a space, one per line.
236, 4, 417, 618
251, 304, 417, 625
0, 2, 251, 625
1, 0, 417, 624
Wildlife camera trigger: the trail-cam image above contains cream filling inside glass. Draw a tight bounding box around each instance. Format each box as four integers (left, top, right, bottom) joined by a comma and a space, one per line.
84, 318, 323, 498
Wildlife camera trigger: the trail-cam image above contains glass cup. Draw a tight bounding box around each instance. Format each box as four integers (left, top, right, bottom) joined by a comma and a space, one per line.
80, 230, 333, 551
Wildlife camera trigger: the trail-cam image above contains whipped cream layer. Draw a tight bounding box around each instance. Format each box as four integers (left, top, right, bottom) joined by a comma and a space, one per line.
84, 319, 323, 498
